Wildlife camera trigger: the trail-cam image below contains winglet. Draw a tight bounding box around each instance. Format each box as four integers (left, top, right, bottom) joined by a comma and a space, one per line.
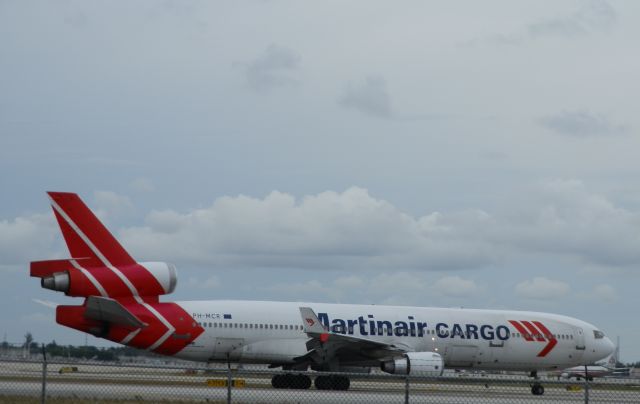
299, 307, 329, 341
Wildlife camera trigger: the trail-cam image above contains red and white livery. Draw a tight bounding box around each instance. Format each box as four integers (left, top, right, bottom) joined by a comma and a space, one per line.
31, 192, 615, 395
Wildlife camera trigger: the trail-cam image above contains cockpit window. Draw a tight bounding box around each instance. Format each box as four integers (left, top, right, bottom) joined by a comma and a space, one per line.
593, 330, 605, 339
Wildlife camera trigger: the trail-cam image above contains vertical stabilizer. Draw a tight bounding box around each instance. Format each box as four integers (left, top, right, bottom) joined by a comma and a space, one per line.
48, 192, 136, 267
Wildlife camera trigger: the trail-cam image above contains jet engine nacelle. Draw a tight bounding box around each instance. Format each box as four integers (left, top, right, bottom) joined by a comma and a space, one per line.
40, 261, 178, 297
381, 352, 444, 376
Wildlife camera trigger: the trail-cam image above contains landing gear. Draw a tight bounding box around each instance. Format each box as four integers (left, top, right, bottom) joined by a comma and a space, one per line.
531, 383, 544, 396
271, 373, 312, 389
314, 375, 350, 391
529, 371, 544, 396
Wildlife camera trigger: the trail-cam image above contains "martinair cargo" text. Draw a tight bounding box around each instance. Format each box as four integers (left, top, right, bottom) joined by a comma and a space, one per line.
317, 313, 510, 340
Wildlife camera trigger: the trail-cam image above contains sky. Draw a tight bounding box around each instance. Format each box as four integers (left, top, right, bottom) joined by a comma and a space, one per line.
1, 0, 640, 362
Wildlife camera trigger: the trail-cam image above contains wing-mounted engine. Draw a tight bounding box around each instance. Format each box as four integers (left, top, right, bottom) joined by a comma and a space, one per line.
381, 352, 444, 376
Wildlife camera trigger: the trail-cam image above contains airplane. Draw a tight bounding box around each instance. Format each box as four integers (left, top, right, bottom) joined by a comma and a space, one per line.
30, 192, 615, 396
556, 343, 630, 380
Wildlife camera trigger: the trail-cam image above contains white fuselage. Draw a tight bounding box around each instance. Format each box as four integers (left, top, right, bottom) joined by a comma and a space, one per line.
174, 300, 614, 372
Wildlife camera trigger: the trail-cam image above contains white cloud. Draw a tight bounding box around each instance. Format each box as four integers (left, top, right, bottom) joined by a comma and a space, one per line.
515, 277, 570, 300
257, 271, 483, 307
93, 191, 134, 219
432, 276, 481, 298
111, 181, 640, 272
4, 180, 640, 279
498, 179, 640, 267
0, 213, 57, 267
120, 187, 496, 270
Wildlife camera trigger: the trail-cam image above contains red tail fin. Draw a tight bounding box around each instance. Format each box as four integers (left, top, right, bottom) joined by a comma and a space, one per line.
35, 192, 204, 355
48, 192, 136, 267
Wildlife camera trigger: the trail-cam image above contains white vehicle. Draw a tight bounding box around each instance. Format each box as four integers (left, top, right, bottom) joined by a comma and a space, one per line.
31, 192, 615, 396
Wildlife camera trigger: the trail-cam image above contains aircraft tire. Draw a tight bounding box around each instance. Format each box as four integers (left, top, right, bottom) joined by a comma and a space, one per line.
334, 375, 350, 391
314, 375, 329, 390
290, 374, 311, 389
314, 375, 351, 390
531, 383, 544, 395
271, 374, 285, 389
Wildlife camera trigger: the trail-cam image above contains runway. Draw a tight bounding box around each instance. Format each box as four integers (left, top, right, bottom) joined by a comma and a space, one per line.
1, 360, 639, 403
2, 379, 639, 403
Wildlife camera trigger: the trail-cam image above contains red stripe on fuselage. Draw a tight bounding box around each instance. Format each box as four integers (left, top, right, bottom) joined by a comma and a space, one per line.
520, 320, 546, 342
532, 321, 558, 357
508, 320, 534, 341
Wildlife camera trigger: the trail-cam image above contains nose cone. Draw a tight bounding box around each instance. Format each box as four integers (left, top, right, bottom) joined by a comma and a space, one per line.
583, 334, 615, 364
603, 336, 615, 357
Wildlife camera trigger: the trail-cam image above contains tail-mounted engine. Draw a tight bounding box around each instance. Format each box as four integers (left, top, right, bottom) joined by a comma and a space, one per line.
381, 352, 444, 376
29, 192, 204, 356
32, 259, 177, 298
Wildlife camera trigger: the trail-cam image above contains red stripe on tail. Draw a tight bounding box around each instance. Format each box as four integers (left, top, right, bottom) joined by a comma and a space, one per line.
48, 192, 136, 266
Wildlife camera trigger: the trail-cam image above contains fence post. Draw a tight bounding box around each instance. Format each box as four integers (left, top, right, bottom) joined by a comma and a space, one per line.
404, 375, 409, 404
227, 359, 232, 404
584, 365, 589, 404
40, 344, 47, 404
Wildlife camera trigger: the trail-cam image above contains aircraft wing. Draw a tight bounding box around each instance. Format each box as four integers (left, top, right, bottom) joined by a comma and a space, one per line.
297, 307, 408, 367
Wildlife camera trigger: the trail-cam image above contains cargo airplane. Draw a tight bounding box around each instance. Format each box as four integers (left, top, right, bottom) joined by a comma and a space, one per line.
31, 192, 615, 395
557, 344, 630, 380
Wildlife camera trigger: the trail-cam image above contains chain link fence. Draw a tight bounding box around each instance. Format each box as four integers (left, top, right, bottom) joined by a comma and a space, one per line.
1, 356, 639, 403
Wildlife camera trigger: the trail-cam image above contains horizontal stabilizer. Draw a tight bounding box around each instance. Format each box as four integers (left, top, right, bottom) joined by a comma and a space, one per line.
30, 259, 89, 278
84, 296, 147, 329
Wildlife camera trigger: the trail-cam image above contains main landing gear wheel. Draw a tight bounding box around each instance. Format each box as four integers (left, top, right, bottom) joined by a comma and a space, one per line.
271, 374, 311, 389
314, 375, 350, 391
531, 383, 544, 396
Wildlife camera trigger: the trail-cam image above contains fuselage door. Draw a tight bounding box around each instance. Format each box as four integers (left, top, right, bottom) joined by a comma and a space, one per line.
446, 345, 478, 368
213, 338, 245, 361
574, 327, 585, 350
